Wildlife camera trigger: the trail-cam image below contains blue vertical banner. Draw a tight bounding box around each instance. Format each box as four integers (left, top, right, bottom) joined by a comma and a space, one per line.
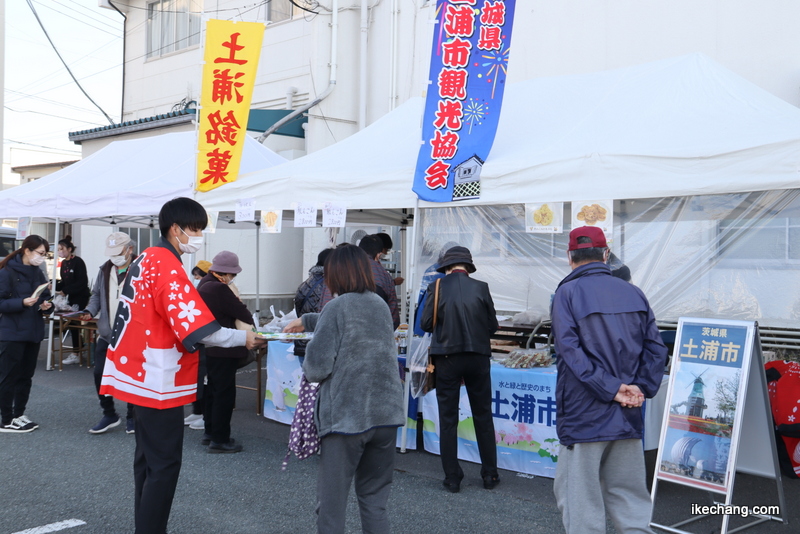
413, 0, 517, 202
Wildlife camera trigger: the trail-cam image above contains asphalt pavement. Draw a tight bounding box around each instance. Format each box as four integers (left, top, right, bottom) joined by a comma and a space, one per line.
1, 346, 798, 534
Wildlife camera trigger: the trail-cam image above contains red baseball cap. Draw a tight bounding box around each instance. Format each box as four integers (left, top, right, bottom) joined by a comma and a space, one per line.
568, 226, 607, 251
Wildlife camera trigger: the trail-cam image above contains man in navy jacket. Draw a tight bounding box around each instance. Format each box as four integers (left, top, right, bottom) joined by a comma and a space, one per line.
551, 226, 667, 534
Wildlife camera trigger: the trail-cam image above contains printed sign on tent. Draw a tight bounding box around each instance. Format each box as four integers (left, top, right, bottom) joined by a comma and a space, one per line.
294, 203, 317, 228
16, 217, 31, 240
235, 198, 256, 222
204, 211, 219, 234
570, 200, 613, 240
525, 202, 563, 233
261, 209, 282, 234
195, 19, 265, 193
412, 0, 518, 203
322, 203, 346, 228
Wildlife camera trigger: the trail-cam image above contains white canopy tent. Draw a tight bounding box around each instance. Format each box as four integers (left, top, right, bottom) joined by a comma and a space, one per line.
197, 53, 800, 330
198, 53, 800, 214
0, 131, 286, 223
0, 131, 287, 369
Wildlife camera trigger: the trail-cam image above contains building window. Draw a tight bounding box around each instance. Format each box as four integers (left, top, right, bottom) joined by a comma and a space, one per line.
268, 0, 294, 23
147, 0, 201, 58
718, 217, 800, 262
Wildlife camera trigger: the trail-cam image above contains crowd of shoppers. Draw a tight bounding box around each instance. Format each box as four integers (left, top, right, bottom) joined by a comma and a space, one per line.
0, 210, 670, 534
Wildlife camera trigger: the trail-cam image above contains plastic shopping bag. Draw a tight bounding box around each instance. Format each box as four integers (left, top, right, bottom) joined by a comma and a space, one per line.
409, 333, 433, 398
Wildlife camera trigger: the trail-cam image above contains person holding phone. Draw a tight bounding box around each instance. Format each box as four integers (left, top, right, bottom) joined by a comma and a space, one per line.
0, 235, 53, 433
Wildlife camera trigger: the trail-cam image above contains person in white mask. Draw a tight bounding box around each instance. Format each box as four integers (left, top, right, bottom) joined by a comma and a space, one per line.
98, 197, 265, 534
0, 235, 53, 433
79, 232, 138, 435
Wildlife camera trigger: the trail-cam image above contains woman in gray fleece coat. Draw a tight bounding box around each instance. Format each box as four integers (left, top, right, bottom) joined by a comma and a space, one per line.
285, 244, 404, 534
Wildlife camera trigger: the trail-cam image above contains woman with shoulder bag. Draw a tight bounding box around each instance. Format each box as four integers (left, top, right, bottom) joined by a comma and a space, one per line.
283, 244, 404, 534
196, 251, 254, 453
0, 235, 53, 432
420, 245, 500, 493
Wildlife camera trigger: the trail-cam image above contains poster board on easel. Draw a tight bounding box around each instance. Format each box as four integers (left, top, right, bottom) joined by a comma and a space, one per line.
650, 318, 786, 533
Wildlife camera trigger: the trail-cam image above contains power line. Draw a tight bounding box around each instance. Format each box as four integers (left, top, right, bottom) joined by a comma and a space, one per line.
25, 0, 117, 125
4, 106, 105, 126
4, 139, 82, 154
14, 35, 121, 96
5, 89, 107, 116
31, 0, 122, 38
112, 0, 268, 14
63, 0, 123, 26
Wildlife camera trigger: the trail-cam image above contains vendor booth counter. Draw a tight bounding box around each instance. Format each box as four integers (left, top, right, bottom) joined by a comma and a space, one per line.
262, 341, 418, 450
264, 340, 669, 478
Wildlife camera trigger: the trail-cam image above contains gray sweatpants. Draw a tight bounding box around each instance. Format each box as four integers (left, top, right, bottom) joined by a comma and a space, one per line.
554, 439, 654, 534
316, 427, 397, 534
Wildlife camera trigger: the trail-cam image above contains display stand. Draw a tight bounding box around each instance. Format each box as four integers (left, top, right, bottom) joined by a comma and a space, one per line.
650, 318, 786, 533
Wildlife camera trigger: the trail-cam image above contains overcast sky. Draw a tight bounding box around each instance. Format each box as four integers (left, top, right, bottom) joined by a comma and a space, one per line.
3, 0, 123, 183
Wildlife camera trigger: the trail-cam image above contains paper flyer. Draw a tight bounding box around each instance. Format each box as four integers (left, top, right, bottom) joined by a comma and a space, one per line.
260, 210, 282, 234
570, 200, 613, 241
525, 202, 563, 233
294, 203, 317, 228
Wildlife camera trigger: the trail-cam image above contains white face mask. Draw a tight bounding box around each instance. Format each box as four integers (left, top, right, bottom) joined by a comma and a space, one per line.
30, 255, 46, 266
110, 254, 128, 267
178, 228, 204, 254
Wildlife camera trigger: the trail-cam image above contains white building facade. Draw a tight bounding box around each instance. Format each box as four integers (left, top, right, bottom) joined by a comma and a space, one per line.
73, 0, 800, 317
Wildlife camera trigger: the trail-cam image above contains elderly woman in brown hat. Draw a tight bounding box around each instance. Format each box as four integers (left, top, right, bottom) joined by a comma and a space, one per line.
196, 251, 254, 453
420, 245, 500, 493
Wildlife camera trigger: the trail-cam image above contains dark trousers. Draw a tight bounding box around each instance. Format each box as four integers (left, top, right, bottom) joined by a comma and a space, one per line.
93, 337, 134, 419
190, 350, 207, 416
434, 352, 498, 482
0, 341, 41, 424
68, 327, 81, 350
316, 427, 397, 534
133, 405, 184, 534
203, 356, 239, 444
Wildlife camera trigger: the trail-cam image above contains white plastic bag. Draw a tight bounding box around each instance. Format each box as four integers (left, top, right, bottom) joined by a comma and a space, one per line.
263, 305, 298, 333
53, 294, 77, 313
409, 333, 433, 398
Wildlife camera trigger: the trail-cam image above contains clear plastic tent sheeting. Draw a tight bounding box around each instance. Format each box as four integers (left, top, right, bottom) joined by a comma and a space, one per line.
413, 189, 800, 328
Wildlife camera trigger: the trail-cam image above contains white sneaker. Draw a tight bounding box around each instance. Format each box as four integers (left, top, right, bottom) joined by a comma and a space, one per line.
183, 413, 203, 426
16, 415, 39, 430
62, 354, 80, 365
189, 418, 205, 430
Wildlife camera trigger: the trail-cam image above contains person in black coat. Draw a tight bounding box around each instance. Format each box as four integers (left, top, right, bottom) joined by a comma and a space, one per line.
421, 246, 500, 493
56, 235, 90, 364
293, 248, 332, 362
196, 251, 254, 453
0, 235, 53, 432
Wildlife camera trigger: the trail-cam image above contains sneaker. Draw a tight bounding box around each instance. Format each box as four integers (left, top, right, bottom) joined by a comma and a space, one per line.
125, 418, 135, 434
200, 433, 212, 446
16, 415, 39, 430
183, 413, 203, 425
208, 439, 243, 454
0, 417, 37, 433
189, 418, 205, 431
89, 414, 121, 434
62, 353, 80, 365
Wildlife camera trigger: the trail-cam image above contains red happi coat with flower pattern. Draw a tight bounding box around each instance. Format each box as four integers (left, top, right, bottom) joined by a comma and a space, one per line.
100, 242, 219, 409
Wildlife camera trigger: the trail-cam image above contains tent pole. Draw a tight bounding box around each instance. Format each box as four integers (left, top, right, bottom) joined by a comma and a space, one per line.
399, 198, 420, 452
46, 218, 60, 371
255, 222, 261, 318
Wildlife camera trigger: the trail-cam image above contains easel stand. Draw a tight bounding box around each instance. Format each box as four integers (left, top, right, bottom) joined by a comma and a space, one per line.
650, 320, 786, 534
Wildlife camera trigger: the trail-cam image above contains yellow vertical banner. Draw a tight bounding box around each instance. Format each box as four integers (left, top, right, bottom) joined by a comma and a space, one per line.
196, 20, 264, 192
